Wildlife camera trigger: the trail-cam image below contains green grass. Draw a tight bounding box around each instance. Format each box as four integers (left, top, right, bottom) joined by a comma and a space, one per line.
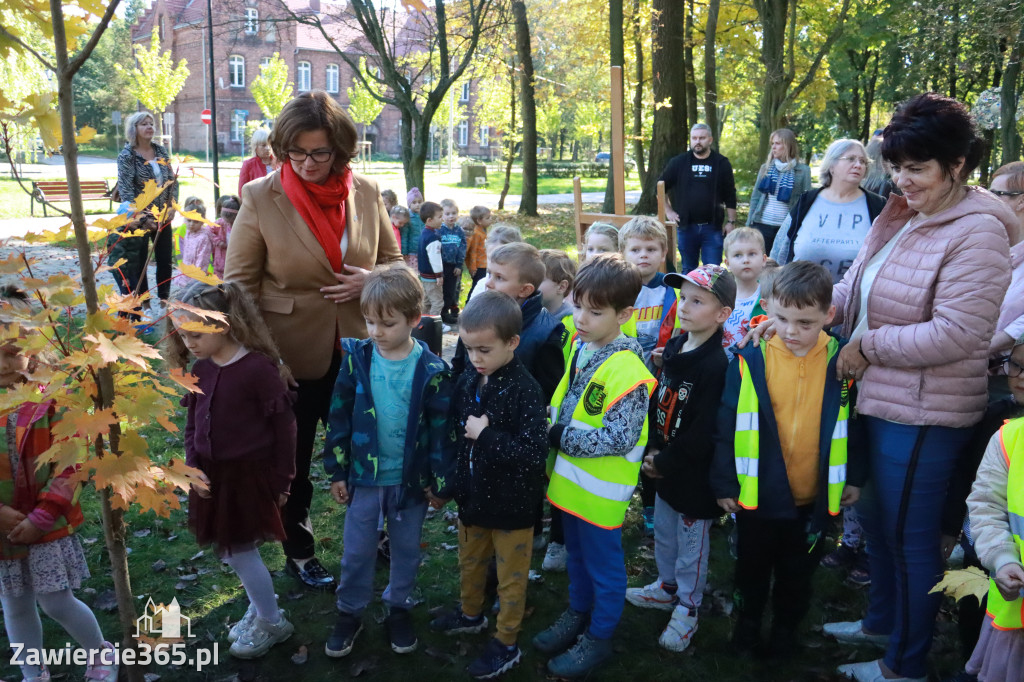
441, 171, 642, 196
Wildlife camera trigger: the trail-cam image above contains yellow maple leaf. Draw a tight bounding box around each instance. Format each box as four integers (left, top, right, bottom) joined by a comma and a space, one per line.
177, 320, 224, 334
92, 451, 151, 503
157, 458, 208, 494
930, 566, 990, 603
401, 0, 429, 10
83, 332, 162, 369
131, 179, 164, 212
133, 484, 181, 518
165, 300, 226, 323
166, 367, 203, 394
176, 263, 223, 286
51, 408, 117, 441
75, 125, 96, 144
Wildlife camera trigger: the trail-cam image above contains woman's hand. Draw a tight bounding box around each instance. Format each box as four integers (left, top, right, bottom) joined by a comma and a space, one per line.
321, 265, 371, 304
736, 317, 776, 349
7, 517, 46, 545
836, 337, 870, 382
0, 505, 26, 533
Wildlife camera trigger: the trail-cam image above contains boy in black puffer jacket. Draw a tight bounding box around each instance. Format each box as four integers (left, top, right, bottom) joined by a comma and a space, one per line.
430, 290, 549, 680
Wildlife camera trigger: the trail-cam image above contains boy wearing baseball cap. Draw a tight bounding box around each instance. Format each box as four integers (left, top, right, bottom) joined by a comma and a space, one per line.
710, 261, 865, 658
625, 264, 735, 653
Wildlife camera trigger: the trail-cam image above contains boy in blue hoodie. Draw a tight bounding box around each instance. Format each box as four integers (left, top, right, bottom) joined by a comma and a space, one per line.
323, 264, 455, 660
439, 198, 467, 325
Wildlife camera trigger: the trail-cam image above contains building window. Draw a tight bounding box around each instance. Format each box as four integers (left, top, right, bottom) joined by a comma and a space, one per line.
245, 8, 259, 34
229, 55, 245, 87
297, 61, 311, 91
260, 57, 271, 69
231, 109, 248, 142
458, 120, 469, 147
461, 81, 470, 102
479, 124, 489, 147
325, 64, 339, 93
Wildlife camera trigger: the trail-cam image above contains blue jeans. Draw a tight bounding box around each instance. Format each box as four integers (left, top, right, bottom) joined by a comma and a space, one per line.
335, 485, 427, 615
857, 417, 973, 678
677, 223, 723, 274
562, 512, 625, 640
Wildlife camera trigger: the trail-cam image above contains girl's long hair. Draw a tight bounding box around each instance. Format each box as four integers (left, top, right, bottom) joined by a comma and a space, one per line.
164, 281, 288, 380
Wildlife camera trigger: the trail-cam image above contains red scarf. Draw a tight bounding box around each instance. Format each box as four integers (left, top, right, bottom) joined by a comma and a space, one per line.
280, 162, 352, 272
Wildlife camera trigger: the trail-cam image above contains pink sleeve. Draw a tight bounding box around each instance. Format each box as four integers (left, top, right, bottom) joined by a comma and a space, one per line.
861, 229, 1010, 369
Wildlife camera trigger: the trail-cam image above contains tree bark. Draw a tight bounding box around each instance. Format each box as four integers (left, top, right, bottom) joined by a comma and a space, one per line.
635, 0, 687, 215
512, 1, 538, 216
703, 0, 721, 143
684, 0, 698, 131
1001, 23, 1024, 167
603, 0, 625, 213
499, 60, 517, 211
632, 0, 647, 186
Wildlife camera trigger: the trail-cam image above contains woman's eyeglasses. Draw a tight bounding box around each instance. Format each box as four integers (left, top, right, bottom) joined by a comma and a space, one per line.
991, 189, 1024, 197
837, 155, 868, 166
1001, 357, 1024, 378
286, 149, 334, 163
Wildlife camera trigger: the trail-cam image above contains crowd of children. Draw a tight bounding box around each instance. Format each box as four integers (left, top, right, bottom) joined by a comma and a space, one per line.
6, 185, 1024, 682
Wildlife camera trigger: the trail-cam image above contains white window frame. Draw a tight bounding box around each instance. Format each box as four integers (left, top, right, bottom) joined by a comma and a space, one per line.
245, 8, 259, 34
260, 57, 271, 69
228, 55, 245, 88
231, 109, 248, 142
297, 61, 311, 91
479, 124, 489, 147
325, 64, 340, 94
461, 81, 470, 102
458, 120, 469, 147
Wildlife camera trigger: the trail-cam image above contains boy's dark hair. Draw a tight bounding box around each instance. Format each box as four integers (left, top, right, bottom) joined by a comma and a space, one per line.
459, 290, 522, 342
573, 253, 642, 311
771, 261, 833, 312
470, 205, 491, 225
489, 242, 545, 290
539, 249, 576, 292
420, 201, 442, 222
360, 264, 423, 321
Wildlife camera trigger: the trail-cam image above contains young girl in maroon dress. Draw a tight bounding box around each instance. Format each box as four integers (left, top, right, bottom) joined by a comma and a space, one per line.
166, 280, 297, 659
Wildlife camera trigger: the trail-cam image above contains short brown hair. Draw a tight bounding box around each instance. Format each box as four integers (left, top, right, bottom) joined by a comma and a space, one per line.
540, 249, 576, 292
573, 253, 642, 311
360, 265, 423, 321
440, 198, 459, 212
459, 290, 522, 342
490, 242, 546, 290
771, 261, 833, 312
270, 92, 358, 172
618, 216, 668, 251
470, 205, 491, 225
419, 201, 442, 222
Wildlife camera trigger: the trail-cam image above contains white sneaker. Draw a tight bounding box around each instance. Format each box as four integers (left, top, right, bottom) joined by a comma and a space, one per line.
84, 642, 118, 682
823, 620, 889, 647
625, 580, 678, 611
542, 542, 567, 572
229, 610, 294, 659
659, 606, 699, 652
837, 659, 926, 682
228, 602, 258, 643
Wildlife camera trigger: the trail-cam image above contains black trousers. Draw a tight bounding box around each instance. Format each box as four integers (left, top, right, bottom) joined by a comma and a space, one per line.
442, 263, 461, 311
137, 221, 174, 301
281, 351, 341, 560
751, 222, 781, 258
734, 506, 824, 630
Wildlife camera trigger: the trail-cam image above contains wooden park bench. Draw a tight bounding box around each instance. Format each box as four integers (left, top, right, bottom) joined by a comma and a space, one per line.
31, 179, 113, 217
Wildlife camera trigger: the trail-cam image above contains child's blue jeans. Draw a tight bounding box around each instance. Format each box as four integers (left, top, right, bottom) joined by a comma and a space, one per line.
562, 512, 626, 640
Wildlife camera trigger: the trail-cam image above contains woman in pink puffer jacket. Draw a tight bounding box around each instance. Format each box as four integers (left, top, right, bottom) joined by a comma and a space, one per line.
817, 94, 1015, 682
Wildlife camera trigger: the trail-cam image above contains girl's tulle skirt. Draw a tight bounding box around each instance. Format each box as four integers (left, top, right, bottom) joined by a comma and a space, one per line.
967, 614, 1024, 682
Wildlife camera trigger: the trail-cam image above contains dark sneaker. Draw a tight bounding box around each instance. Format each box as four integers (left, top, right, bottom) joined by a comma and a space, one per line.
285, 557, 337, 591
821, 542, 858, 569
386, 608, 418, 654
731, 616, 761, 656
764, 625, 797, 660
532, 608, 588, 655
466, 638, 521, 679
429, 607, 488, 635
325, 612, 362, 658
546, 632, 613, 678
848, 550, 871, 585
942, 671, 978, 682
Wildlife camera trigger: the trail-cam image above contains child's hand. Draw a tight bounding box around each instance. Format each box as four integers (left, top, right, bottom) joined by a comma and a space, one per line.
840, 485, 861, 507
0, 505, 27, 533
7, 517, 46, 545
641, 452, 662, 479
651, 348, 664, 368
454, 268, 462, 277
717, 497, 741, 513
994, 562, 1024, 601
465, 414, 489, 440
191, 472, 212, 499
277, 493, 289, 508
436, 278, 444, 288
331, 481, 349, 505
423, 487, 449, 510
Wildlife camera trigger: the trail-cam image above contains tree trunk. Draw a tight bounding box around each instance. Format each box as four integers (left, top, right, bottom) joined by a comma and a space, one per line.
512, 1, 538, 216
1001, 23, 1024, 167
499, 61, 517, 211
860, 51, 880, 142
635, 0, 687, 215
703, 0, 721, 143
684, 0, 698, 131
603, 0, 625, 213
399, 107, 427, 194
632, 0, 647, 186
50, 2, 143, 679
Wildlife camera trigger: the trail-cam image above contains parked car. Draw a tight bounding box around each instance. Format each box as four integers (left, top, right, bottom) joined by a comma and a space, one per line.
595, 151, 611, 163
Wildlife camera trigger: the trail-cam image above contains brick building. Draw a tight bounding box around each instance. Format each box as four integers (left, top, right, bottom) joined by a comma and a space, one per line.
131, 0, 497, 158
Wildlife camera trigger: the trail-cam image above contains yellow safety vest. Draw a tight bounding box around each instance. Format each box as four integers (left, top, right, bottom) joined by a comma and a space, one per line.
986, 418, 1024, 630
733, 338, 849, 514
547, 348, 656, 529
559, 315, 638, 368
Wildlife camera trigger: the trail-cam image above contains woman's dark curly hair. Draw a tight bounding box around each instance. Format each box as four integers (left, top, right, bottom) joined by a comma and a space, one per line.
881, 92, 983, 181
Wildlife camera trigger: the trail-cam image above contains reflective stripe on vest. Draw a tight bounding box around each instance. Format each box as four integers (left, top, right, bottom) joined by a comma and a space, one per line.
986, 418, 1024, 630
732, 339, 849, 514
547, 348, 655, 529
